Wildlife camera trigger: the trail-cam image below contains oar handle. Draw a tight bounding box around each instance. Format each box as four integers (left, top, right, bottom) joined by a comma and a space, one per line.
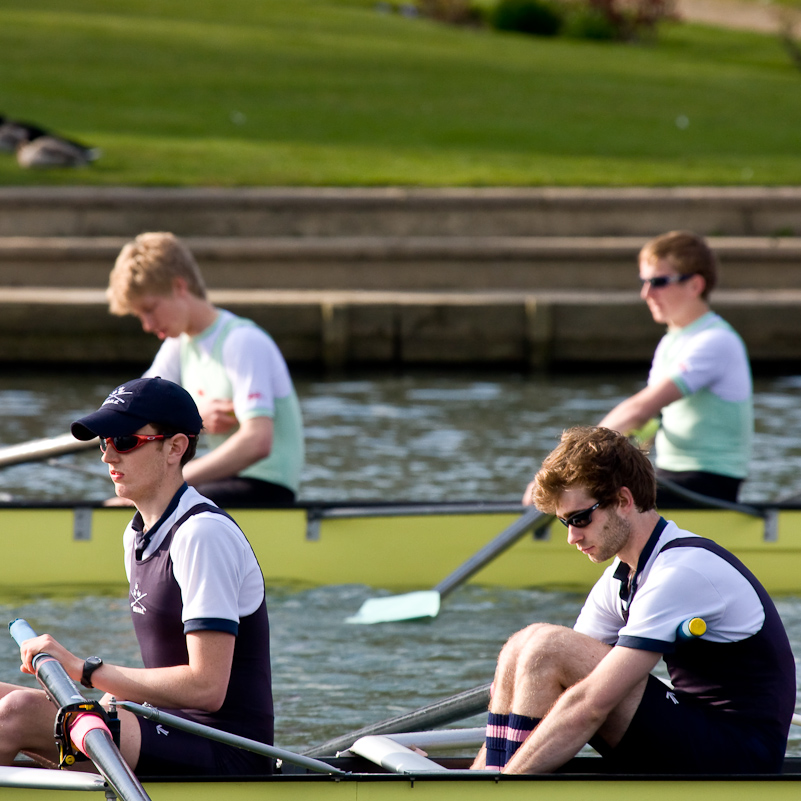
8, 619, 50, 670
9, 618, 38, 646
9, 619, 86, 710
7, 620, 152, 801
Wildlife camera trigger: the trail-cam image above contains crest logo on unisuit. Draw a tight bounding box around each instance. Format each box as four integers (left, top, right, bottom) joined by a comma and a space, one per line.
130, 582, 148, 615
103, 387, 133, 407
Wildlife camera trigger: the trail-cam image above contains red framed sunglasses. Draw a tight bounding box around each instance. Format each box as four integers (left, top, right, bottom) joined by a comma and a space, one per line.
99, 433, 194, 454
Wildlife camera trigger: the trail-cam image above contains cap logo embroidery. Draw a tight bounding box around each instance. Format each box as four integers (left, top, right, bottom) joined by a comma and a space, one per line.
103, 387, 133, 407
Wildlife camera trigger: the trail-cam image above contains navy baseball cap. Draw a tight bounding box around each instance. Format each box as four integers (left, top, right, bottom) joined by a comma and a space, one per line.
71, 377, 203, 440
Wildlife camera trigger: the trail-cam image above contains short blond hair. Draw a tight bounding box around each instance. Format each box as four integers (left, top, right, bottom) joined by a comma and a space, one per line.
107, 232, 206, 316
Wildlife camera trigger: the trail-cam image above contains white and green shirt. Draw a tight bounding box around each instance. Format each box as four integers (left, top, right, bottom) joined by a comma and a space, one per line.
649, 311, 752, 479
145, 309, 304, 493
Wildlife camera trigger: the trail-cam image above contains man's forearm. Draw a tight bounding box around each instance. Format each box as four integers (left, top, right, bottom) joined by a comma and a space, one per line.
502, 686, 606, 774
184, 422, 272, 485
93, 662, 227, 713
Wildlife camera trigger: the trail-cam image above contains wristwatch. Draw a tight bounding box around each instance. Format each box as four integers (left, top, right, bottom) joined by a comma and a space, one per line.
81, 656, 103, 689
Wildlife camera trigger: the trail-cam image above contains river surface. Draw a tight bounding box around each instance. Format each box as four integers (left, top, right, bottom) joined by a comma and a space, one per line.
0, 366, 800, 757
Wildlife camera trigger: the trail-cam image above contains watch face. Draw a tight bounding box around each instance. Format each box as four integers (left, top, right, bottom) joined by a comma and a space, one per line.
82, 656, 103, 687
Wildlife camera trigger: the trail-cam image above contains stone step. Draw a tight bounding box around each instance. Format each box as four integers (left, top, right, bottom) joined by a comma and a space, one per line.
0, 287, 798, 369
1, 235, 800, 291
2, 186, 801, 238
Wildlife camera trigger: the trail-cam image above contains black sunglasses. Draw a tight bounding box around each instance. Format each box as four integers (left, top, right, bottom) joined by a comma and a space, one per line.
558, 501, 601, 529
639, 273, 696, 289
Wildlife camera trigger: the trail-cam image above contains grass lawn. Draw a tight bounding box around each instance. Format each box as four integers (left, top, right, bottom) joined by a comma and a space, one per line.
1, 0, 800, 186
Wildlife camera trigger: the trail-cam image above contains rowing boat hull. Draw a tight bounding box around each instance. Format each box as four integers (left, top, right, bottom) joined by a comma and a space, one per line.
2, 502, 799, 595
3, 760, 801, 801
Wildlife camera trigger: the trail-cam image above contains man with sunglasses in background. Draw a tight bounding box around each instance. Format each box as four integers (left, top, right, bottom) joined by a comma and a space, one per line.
0, 377, 274, 777
473, 426, 794, 776
596, 230, 753, 505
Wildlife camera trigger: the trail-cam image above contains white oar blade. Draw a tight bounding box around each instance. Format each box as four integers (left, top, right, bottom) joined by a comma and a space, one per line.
345, 591, 441, 624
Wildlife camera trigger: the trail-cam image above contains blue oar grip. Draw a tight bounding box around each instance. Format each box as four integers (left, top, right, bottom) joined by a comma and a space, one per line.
9, 618, 38, 646
677, 617, 706, 640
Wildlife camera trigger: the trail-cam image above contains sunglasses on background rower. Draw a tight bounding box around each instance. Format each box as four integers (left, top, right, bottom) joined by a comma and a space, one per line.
639, 272, 696, 289
558, 501, 601, 529
99, 433, 195, 454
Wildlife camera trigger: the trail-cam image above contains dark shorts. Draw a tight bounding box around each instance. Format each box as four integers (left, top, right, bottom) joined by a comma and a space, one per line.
591, 675, 785, 774
655, 469, 742, 507
193, 477, 296, 509
135, 715, 274, 778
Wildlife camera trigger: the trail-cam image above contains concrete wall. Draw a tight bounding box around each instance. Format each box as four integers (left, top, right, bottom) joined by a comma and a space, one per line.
0, 187, 799, 369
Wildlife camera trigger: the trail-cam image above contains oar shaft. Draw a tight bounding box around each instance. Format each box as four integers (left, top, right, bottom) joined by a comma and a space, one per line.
433, 508, 553, 598
8, 620, 151, 801
117, 701, 344, 775
0, 434, 96, 469
304, 682, 491, 758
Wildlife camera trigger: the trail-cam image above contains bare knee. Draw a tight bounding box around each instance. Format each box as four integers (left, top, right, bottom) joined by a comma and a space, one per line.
0, 688, 43, 723
0, 689, 55, 752
517, 625, 610, 689
493, 624, 569, 700
500, 623, 559, 664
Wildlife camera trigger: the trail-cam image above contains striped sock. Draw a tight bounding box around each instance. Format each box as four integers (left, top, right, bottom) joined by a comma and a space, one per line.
484, 712, 509, 769
505, 713, 540, 765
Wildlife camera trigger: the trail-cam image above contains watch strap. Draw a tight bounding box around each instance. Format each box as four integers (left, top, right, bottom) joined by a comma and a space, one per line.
81, 656, 103, 689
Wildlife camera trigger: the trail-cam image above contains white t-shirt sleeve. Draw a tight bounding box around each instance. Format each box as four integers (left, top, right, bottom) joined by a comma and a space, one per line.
574, 565, 624, 645
142, 337, 182, 384
618, 551, 763, 648
220, 326, 294, 422
670, 328, 751, 402
170, 514, 265, 626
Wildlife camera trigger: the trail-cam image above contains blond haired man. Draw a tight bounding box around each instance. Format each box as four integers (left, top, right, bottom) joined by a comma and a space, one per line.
108, 232, 304, 507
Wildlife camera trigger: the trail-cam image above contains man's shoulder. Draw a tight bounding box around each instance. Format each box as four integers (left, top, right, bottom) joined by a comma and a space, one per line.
654, 522, 712, 559
651, 523, 746, 580
171, 489, 241, 534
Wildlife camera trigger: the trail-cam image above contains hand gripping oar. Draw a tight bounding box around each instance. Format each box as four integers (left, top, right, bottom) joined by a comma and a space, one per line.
8, 619, 151, 801
346, 506, 553, 624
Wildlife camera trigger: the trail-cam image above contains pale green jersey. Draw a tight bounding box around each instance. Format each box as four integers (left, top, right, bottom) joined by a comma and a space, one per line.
146, 309, 304, 492
650, 312, 752, 479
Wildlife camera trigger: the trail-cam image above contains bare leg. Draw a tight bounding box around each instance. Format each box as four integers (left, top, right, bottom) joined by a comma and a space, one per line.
0, 686, 60, 765
0, 682, 141, 771
472, 624, 616, 769
489, 624, 610, 717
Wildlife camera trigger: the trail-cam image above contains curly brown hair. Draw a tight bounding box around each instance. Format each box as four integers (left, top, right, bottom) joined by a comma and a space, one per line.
531, 426, 656, 514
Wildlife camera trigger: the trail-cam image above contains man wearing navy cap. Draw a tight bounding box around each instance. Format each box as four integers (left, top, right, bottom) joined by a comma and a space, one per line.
0, 377, 274, 777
